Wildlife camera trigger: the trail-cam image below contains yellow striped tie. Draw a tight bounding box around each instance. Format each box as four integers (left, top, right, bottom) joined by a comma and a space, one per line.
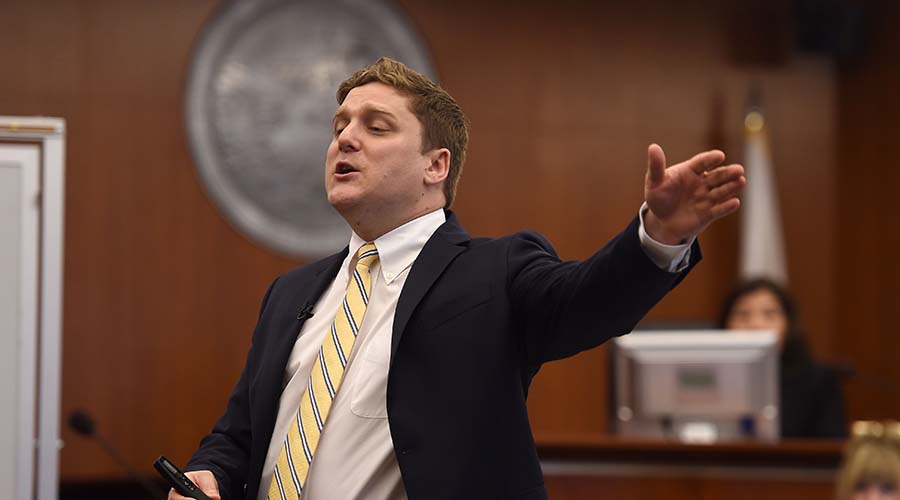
268, 243, 379, 500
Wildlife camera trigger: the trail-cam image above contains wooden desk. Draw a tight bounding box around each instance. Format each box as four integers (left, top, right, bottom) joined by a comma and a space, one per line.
537, 434, 845, 500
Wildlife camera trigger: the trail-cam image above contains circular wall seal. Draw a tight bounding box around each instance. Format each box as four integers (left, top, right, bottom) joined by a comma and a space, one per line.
185, 0, 436, 258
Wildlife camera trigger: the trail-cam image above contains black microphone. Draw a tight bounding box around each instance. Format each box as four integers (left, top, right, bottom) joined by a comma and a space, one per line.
297, 302, 315, 321
68, 410, 166, 500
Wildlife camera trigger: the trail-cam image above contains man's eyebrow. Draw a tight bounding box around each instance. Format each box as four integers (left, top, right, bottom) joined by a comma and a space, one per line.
332, 105, 398, 124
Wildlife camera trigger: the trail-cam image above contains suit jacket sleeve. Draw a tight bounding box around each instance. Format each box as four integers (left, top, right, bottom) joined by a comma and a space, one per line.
184, 277, 280, 500
507, 216, 700, 367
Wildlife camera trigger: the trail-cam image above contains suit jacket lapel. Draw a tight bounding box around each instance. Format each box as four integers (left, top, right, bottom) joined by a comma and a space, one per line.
280, 248, 347, 342
391, 211, 470, 366
259, 248, 348, 398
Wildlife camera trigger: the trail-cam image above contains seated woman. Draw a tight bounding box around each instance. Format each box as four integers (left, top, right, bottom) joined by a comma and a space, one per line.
718, 278, 848, 438
836, 421, 900, 500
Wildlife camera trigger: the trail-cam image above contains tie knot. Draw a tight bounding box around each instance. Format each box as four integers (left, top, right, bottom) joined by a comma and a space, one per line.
355, 243, 379, 270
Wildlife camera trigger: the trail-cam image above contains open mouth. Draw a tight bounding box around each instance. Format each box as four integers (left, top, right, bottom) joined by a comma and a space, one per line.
336, 161, 358, 175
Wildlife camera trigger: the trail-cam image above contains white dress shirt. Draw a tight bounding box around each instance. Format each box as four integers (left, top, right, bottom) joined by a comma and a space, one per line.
258, 207, 691, 500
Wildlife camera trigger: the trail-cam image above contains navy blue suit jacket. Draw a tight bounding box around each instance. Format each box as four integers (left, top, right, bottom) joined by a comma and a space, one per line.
187, 211, 701, 500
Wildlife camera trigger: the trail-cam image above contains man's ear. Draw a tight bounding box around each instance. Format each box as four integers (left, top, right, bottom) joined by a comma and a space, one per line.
423, 148, 450, 187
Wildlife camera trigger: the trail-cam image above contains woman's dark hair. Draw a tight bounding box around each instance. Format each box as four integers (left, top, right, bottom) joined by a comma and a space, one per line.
717, 278, 812, 367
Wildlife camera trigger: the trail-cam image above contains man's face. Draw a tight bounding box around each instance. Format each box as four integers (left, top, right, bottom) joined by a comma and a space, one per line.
325, 82, 432, 218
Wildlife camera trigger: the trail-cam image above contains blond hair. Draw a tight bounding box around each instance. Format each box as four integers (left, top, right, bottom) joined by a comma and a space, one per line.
337, 57, 469, 209
836, 421, 900, 500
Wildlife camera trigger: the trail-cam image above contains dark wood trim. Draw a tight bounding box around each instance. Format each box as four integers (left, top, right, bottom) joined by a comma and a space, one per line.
537, 434, 844, 468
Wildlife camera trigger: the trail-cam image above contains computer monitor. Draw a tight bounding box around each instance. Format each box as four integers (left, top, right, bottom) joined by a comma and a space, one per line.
612, 330, 779, 443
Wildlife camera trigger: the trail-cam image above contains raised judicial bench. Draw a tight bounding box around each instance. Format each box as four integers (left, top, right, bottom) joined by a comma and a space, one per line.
536, 434, 845, 500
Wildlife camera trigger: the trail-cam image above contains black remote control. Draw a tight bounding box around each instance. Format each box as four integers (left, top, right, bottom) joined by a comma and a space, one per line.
153, 455, 212, 500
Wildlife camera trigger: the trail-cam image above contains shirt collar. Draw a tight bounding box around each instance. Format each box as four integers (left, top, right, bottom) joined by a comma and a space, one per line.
347, 209, 446, 284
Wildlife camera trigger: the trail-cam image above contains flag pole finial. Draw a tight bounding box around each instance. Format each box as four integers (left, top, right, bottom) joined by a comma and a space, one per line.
744, 82, 765, 132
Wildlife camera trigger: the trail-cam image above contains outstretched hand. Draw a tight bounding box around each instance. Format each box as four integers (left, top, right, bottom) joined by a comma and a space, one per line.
643, 143, 745, 245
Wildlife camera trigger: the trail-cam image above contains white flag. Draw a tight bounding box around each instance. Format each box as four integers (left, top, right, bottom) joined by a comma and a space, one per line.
740, 110, 788, 284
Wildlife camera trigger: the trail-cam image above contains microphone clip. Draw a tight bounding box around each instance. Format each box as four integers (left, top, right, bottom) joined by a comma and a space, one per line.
296, 302, 315, 321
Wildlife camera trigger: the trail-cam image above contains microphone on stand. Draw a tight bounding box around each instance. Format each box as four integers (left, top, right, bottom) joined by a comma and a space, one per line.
68, 410, 167, 500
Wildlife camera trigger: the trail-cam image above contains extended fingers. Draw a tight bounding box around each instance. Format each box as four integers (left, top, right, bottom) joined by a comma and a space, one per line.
710, 197, 742, 220
687, 149, 726, 174
704, 164, 745, 188
708, 177, 746, 202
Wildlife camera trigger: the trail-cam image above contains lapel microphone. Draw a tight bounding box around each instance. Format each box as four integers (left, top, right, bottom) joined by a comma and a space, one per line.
296, 302, 315, 321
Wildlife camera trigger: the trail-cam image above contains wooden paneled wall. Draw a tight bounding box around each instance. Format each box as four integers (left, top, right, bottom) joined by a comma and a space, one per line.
0, 0, 892, 481
836, 1, 900, 421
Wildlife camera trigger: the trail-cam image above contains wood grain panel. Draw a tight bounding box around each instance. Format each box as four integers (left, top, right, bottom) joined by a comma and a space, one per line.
545, 475, 834, 500
836, 1, 900, 421
538, 435, 841, 500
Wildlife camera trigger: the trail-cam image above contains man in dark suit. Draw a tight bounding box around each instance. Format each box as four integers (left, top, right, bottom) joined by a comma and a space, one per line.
174, 57, 745, 500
